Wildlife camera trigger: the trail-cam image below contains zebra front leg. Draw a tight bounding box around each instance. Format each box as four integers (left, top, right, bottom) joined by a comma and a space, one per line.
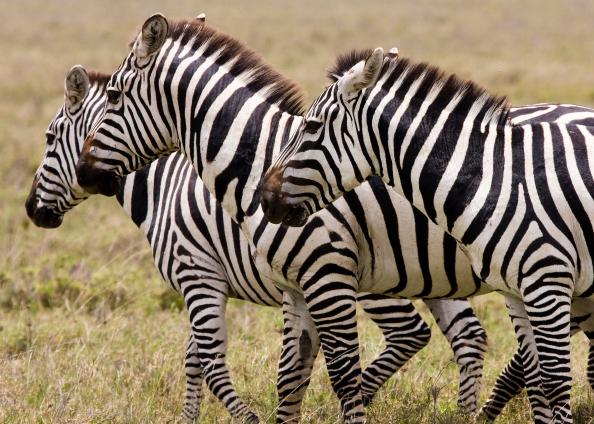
185, 280, 260, 423
276, 290, 321, 423
182, 334, 203, 421
523, 287, 572, 424
298, 282, 365, 424
424, 299, 487, 414
357, 294, 431, 406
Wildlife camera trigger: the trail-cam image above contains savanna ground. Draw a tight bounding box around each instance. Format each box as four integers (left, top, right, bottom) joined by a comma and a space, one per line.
2, 1, 594, 422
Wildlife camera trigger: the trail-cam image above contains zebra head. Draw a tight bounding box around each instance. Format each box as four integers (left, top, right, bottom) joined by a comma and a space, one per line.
260, 48, 386, 226
76, 13, 181, 196
26, 66, 108, 228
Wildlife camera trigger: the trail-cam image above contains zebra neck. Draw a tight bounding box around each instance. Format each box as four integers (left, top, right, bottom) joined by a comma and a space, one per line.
370, 95, 510, 244
178, 83, 302, 231
118, 168, 151, 231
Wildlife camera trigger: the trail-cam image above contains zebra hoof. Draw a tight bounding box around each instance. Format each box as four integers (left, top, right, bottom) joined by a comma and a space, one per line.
181, 406, 199, 422
456, 401, 477, 416
244, 412, 260, 424
362, 393, 375, 407
474, 409, 495, 423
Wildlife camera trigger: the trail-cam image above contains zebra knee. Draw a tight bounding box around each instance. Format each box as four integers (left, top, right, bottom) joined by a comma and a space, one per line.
454, 326, 488, 366
399, 317, 432, 352
385, 315, 432, 350
417, 319, 432, 347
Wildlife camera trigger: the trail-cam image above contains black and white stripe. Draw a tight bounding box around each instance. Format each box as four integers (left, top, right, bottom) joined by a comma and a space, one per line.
74, 17, 491, 422
72, 17, 594, 423
263, 48, 594, 423
29, 67, 489, 422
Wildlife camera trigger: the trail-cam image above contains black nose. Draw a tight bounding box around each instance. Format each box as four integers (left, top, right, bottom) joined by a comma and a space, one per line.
25, 192, 64, 228
260, 187, 289, 224
76, 159, 121, 197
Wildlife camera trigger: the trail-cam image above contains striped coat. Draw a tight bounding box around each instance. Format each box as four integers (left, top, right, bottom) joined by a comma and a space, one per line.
261, 48, 594, 423
27, 69, 488, 422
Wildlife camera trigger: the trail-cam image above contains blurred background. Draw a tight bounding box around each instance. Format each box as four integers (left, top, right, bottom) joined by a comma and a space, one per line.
1, 1, 593, 422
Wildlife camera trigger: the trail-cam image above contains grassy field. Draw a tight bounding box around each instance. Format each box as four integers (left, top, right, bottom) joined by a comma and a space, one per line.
2, 0, 594, 422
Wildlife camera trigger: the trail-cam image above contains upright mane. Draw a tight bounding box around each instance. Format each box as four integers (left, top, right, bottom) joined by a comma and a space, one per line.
328, 49, 510, 127
131, 19, 304, 115
87, 71, 111, 88
327, 49, 374, 82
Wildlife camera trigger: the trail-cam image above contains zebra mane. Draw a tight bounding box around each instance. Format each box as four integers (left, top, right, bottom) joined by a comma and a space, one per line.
87, 71, 110, 88
327, 49, 375, 82
130, 19, 305, 115
328, 49, 510, 127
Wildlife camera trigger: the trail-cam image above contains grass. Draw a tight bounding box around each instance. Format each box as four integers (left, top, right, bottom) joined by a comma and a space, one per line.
2, 0, 594, 422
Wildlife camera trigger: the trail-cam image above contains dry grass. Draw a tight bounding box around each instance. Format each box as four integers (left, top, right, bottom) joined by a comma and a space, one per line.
2, 0, 594, 422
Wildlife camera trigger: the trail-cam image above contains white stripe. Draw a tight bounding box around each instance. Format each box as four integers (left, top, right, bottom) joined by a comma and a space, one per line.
408, 91, 465, 218
433, 95, 489, 229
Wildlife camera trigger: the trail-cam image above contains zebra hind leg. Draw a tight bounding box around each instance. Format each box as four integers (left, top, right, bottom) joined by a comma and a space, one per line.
478, 309, 584, 421
275, 290, 321, 423
568, 299, 594, 397
523, 287, 572, 424
357, 294, 431, 406
182, 334, 203, 421
424, 299, 487, 415
477, 349, 524, 421
504, 295, 554, 423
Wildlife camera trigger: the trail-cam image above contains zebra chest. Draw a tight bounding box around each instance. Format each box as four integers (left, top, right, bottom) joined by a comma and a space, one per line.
251, 247, 302, 292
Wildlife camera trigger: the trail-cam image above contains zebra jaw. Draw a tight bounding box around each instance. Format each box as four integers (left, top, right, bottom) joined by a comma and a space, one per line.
259, 169, 311, 227
75, 136, 123, 197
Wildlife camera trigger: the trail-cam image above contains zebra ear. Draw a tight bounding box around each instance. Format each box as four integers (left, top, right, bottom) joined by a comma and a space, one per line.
339, 47, 384, 98
195, 13, 206, 22
133, 13, 169, 59
64, 65, 90, 108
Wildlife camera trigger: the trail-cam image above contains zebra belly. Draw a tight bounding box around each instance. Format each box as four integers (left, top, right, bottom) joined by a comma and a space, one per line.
330, 181, 490, 298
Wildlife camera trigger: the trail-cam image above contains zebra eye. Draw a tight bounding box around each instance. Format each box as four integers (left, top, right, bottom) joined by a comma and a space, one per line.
46, 132, 56, 146
304, 119, 323, 134
107, 88, 121, 104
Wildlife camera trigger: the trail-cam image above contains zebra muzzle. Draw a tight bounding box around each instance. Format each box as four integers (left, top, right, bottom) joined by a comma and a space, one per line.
75, 158, 122, 197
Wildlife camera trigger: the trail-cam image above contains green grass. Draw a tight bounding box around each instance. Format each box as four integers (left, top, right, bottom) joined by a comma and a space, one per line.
2, 0, 594, 422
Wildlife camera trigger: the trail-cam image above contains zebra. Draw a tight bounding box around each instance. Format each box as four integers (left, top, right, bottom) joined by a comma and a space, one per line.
72, 15, 495, 421
71, 15, 594, 422
259, 47, 594, 423
25, 65, 493, 422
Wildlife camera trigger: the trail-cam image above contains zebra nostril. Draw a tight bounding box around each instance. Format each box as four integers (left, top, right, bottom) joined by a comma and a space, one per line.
260, 188, 278, 216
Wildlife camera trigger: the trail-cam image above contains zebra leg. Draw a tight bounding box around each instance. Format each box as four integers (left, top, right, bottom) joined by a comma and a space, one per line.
523, 288, 572, 424
571, 298, 594, 392
424, 299, 487, 414
186, 281, 260, 423
479, 306, 584, 421
357, 294, 431, 406
295, 283, 366, 424
182, 333, 203, 421
589, 343, 594, 392
276, 290, 321, 423
503, 295, 554, 423
477, 349, 524, 421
